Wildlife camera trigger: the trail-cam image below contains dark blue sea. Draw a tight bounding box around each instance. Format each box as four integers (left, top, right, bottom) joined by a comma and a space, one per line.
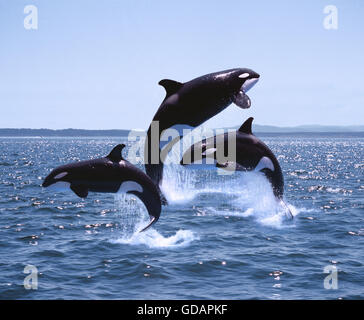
0, 133, 363, 299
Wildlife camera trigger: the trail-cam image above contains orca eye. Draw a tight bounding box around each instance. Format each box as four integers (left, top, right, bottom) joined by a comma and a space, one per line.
54, 172, 68, 180
239, 73, 250, 79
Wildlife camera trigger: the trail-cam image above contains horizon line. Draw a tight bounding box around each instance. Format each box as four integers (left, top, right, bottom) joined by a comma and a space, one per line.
0, 123, 364, 131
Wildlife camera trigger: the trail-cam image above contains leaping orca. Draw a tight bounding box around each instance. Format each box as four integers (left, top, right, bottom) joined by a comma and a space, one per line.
180, 118, 293, 218
144, 68, 260, 191
42, 144, 161, 232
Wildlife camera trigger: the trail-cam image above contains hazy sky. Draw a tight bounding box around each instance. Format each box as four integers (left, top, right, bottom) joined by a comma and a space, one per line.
0, 0, 363, 129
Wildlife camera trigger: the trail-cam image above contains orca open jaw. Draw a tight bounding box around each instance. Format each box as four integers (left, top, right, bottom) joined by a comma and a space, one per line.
233, 74, 260, 109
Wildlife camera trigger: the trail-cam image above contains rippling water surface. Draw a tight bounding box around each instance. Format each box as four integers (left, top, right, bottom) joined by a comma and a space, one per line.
0, 134, 363, 299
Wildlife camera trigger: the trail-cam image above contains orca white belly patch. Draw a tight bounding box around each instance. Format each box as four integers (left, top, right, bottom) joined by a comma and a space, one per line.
47, 181, 71, 191
254, 156, 275, 172
119, 180, 143, 193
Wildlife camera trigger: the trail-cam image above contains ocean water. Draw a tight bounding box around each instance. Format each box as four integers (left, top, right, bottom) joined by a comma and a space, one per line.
0, 134, 363, 300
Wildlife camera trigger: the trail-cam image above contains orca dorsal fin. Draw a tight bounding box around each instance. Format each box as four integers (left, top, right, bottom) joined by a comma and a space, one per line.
158, 79, 183, 97
238, 117, 254, 135
106, 144, 125, 162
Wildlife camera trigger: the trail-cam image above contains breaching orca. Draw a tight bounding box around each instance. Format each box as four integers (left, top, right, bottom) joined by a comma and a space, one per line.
42, 144, 161, 232
145, 68, 260, 190
180, 118, 293, 218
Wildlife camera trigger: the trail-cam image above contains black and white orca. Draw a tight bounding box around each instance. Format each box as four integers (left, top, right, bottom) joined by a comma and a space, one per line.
180, 118, 293, 218
42, 144, 161, 232
145, 68, 260, 190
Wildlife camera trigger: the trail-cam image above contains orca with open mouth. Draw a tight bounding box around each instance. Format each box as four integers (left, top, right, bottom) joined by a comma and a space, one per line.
145, 68, 260, 193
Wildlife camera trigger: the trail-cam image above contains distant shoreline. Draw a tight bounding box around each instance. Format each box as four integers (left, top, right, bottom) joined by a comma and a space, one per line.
0, 129, 131, 137
0, 127, 363, 137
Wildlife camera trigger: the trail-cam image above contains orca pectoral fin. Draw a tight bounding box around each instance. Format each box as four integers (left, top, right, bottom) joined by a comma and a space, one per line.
280, 200, 294, 219
233, 91, 251, 109
70, 184, 89, 198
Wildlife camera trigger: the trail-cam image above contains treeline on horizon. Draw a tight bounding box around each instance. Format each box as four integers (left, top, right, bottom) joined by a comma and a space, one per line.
0, 128, 130, 137
0, 125, 363, 136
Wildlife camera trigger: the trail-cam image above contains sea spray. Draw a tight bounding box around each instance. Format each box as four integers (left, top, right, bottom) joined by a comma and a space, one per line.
124, 129, 298, 229
163, 166, 299, 228
113, 192, 149, 236
112, 228, 198, 249
112, 192, 198, 248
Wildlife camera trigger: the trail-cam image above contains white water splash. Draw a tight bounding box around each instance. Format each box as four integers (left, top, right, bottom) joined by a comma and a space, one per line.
161, 164, 200, 203
125, 131, 301, 230
163, 165, 300, 228
112, 227, 198, 249
111, 193, 198, 248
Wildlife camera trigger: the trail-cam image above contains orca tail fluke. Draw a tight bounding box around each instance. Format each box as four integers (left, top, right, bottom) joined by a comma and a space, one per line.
128, 187, 161, 232
280, 200, 293, 219
139, 217, 157, 233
